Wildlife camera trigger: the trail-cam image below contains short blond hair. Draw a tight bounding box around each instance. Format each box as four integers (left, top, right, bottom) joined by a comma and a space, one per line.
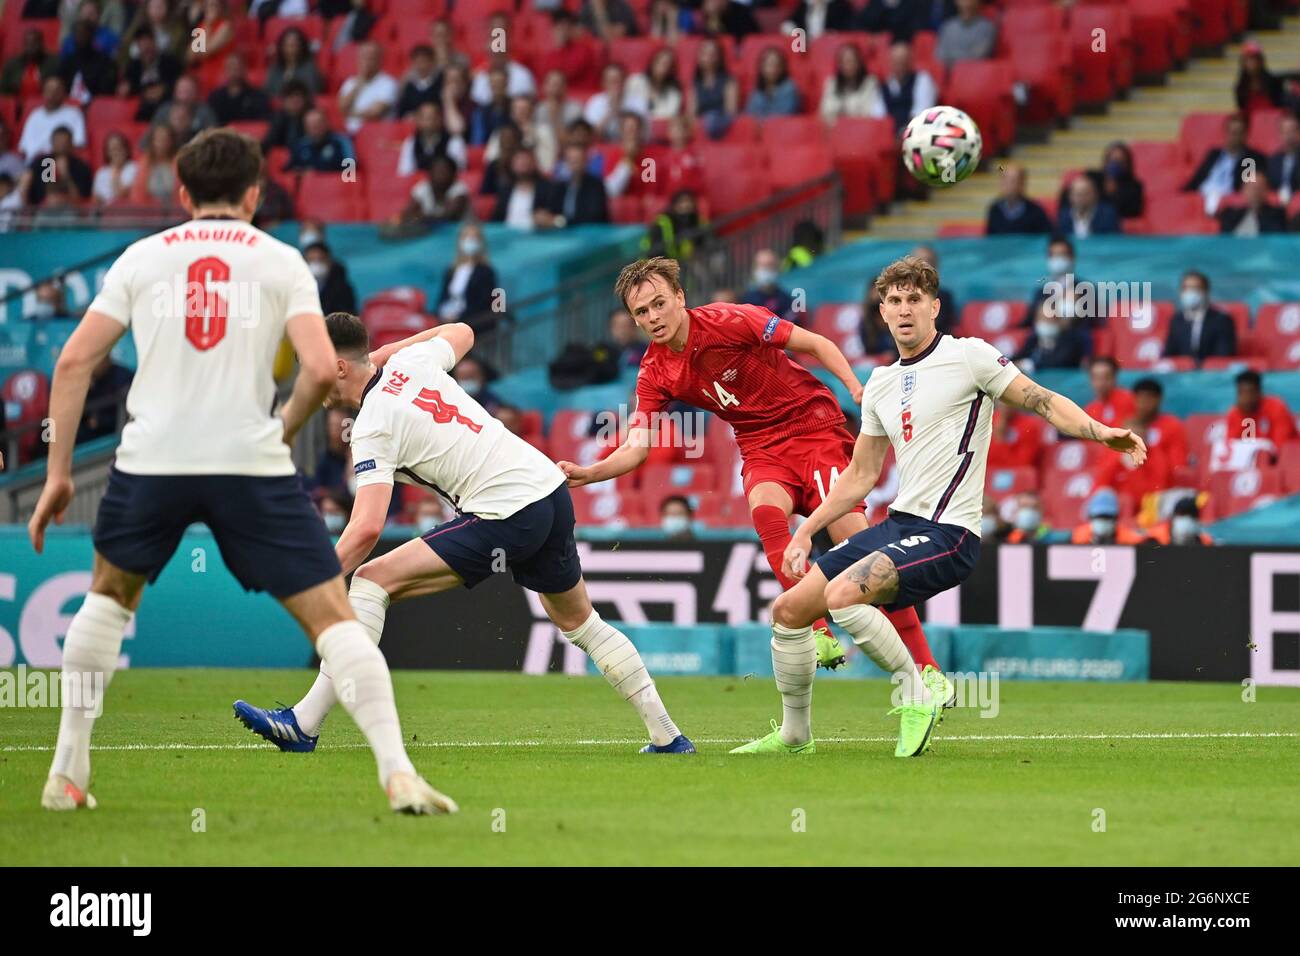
874, 255, 939, 300
614, 257, 682, 309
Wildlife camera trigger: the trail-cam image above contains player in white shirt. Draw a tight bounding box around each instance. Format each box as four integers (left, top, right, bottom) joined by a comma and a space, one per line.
233, 313, 695, 754
28, 128, 452, 816
733, 256, 1147, 758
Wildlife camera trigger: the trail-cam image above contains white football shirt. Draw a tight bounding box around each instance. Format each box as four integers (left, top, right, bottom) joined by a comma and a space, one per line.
87, 217, 322, 476
860, 333, 1021, 536
349, 338, 566, 520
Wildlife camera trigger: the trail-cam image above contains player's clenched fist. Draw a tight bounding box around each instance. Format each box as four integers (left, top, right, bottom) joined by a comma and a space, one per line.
557, 461, 592, 488
782, 531, 814, 580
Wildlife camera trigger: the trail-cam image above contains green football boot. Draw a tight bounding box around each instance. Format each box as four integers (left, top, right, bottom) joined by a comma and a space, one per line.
921, 664, 956, 710
813, 626, 847, 670
889, 701, 940, 757
729, 718, 816, 754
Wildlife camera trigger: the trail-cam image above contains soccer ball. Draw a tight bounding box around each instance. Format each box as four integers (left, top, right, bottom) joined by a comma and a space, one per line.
901, 106, 983, 187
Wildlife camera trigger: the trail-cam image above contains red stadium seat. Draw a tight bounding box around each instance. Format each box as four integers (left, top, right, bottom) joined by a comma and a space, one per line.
1187, 0, 1233, 47
1184, 412, 1228, 471
2, 20, 58, 60
942, 59, 1016, 156
1045, 440, 1102, 475
808, 32, 875, 83
959, 301, 1025, 337
1278, 441, 1300, 493
1108, 299, 1174, 339
1140, 193, 1217, 234
811, 302, 865, 362
608, 37, 665, 76
1178, 112, 1229, 166
830, 116, 896, 213
758, 116, 828, 151
1068, 5, 1134, 105
365, 171, 422, 220
570, 487, 644, 527
694, 493, 747, 528
1113, 333, 1167, 368
1129, 0, 1188, 78
1129, 140, 1184, 181
638, 464, 719, 503
366, 286, 428, 312
1249, 303, 1300, 367
360, 304, 432, 335
767, 144, 833, 192
1201, 356, 1266, 372
1008, 34, 1074, 124
702, 166, 769, 216
1217, 300, 1250, 341
1207, 468, 1282, 519
1, 368, 50, 465
85, 97, 137, 133
263, 16, 325, 49
297, 172, 368, 221
548, 409, 606, 467
986, 466, 1039, 497
986, 328, 1029, 358
1040, 468, 1099, 527
1248, 107, 1286, 154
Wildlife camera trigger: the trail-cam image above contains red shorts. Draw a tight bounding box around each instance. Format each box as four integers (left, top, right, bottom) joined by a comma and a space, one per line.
740, 426, 865, 517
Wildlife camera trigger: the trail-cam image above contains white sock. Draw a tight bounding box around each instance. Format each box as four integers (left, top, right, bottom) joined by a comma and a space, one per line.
563, 611, 680, 746
770, 623, 815, 745
293, 577, 390, 736
315, 619, 414, 785
49, 593, 131, 789
830, 604, 931, 705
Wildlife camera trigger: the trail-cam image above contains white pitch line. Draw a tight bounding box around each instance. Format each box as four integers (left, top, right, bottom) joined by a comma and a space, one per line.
2, 731, 1297, 754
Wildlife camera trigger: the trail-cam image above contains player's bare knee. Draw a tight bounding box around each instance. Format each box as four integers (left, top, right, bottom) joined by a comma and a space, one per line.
771, 591, 802, 629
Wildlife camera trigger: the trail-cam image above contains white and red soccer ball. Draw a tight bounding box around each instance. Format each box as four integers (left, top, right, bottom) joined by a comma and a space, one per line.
902, 106, 983, 187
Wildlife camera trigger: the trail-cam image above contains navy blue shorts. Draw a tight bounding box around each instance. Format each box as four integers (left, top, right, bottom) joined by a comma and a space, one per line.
815, 511, 980, 610
93, 467, 341, 599
421, 482, 581, 594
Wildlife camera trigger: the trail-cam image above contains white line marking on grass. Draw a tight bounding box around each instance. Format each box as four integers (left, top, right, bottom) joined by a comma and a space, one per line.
2, 731, 1297, 754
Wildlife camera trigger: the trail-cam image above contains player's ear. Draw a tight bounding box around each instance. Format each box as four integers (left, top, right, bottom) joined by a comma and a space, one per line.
243, 183, 261, 219
177, 184, 194, 216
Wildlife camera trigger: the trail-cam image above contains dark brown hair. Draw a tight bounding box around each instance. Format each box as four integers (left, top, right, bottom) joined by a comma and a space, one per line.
175, 127, 263, 207
325, 311, 369, 359
874, 255, 939, 299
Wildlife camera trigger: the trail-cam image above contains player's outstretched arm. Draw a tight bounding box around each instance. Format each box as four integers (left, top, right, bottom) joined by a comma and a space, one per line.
784, 326, 864, 404
335, 483, 393, 575
783, 432, 889, 580
368, 322, 474, 370
28, 311, 126, 553
280, 312, 338, 445
1001, 373, 1147, 466
557, 426, 652, 487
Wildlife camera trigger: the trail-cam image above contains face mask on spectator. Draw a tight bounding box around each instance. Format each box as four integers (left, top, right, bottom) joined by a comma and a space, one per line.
1090, 517, 1116, 539
981, 514, 999, 537
1057, 296, 1076, 320
1179, 288, 1205, 312
29, 302, 56, 318
1104, 160, 1126, 179
323, 512, 345, 533
1015, 508, 1041, 532
753, 267, 778, 288
459, 237, 481, 256
308, 260, 330, 281
1034, 321, 1058, 343
1047, 255, 1072, 277
661, 514, 690, 536
460, 378, 482, 395
1171, 515, 1199, 544
298, 230, 323, 248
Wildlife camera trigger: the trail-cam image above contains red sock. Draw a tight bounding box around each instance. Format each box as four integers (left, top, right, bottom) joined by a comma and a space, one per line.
884, 605, 939, 671
751, 504, 831, 634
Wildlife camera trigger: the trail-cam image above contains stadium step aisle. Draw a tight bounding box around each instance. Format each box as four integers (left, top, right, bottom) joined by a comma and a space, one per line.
869, 14, 1300, 238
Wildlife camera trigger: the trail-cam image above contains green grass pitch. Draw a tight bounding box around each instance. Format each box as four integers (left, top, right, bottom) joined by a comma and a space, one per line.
2, 669, 1298, 866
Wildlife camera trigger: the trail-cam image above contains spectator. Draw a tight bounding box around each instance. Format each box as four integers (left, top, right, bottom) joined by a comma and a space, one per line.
604, 111, 652, 199
411, 495, 452, 530
1219, 178, 1286, 235
395, 44, 440, 119
207, 53, 271, 124
439, 63, 473, 139
1234, 40, 1294, 116
312, 408, 353, 500
581, 0, 639, 41
986, 162, 1052, 235
129, 122, 178, 203
859, 283, 897, 358
261, 79, 311, 153
427, 18, 468, 78
688, 37, 738, 140
149, 74, 217, 142
92, 130, 136, 204
119, 28, 180, 122
398, 101, 468, 176
981, 494, 1012, 541
27, 277, 75, 319
1084, 356, 1136, 426
556, 141, 610, 224
303, 241, 358, 316
491, 148, 558, 230
746, 48, 800, 118
186, 0, 236, 92
469, 13, 536, 106
740, 249, 795, 322
585, 62, 650, 141
878, 41, 937, 133
1069, 488, 1148, 544
0, 172, 23, 231
19, 76, 86, 161
32, 179, 81, 225
1057, 175, 1120, 237
401, 154, 469, 226
659, 495, 695, 539
481, 122, 523, 197
910, 243, 959, 333
0, 124, 25, 180
315, 490, 351, 534
535, 10, 603, 92
1224, 369, 1296, 451
487, 96, 556, 176
2, 28, 59, 99
1164, 270, 1237, 363
1025, 235, 1081, 326
325, 0, 378, 51
435, 222, 500, 330
27, 126, 93, 204
1095, 415, 1174, 521
340, 40, 398, 134
857, 0, 931, 41
59, 0, 121, 60
1183, 113, 1266, 214
265, 26, 324, 98
252, 170, 295, 227
784, 0, 856, 40
536, 69, 583, 143
452, 355, 503, 413
819, 42, 884, 125
937, 0, 996, 69
1267, 113, 1300, 202
287, 108, 355, 172
784, 219, 824, 270
1148, 496, 1214, 546
58, 18, 118, 98
76, 354, 133, 442
661, 115, 704, 196
642, 187, 703, 261
689, 0, 759, 42
118, 0, 187, 65
644, 48, 684, 121
987, 408, 1046, 471
470, 66, 513, 146
608, 307, 647, 367
1060, 142, 1145, 221
1130, 378, 1188, 471
1004, 491, 1050, 543
1013, 299, 1091, 372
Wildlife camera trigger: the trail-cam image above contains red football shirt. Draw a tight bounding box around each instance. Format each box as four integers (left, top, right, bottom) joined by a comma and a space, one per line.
634, 302, 845, 454
987, 409, 1046, 471
1146, 412, 1188, 470
1084, 387, 1136, 427
1225, 396, 1297, 446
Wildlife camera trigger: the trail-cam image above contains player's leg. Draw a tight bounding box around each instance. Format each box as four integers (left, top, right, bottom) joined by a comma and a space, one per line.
41, 552, 145, 810
538, 579, 693, 753
287, 536, 464, 738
